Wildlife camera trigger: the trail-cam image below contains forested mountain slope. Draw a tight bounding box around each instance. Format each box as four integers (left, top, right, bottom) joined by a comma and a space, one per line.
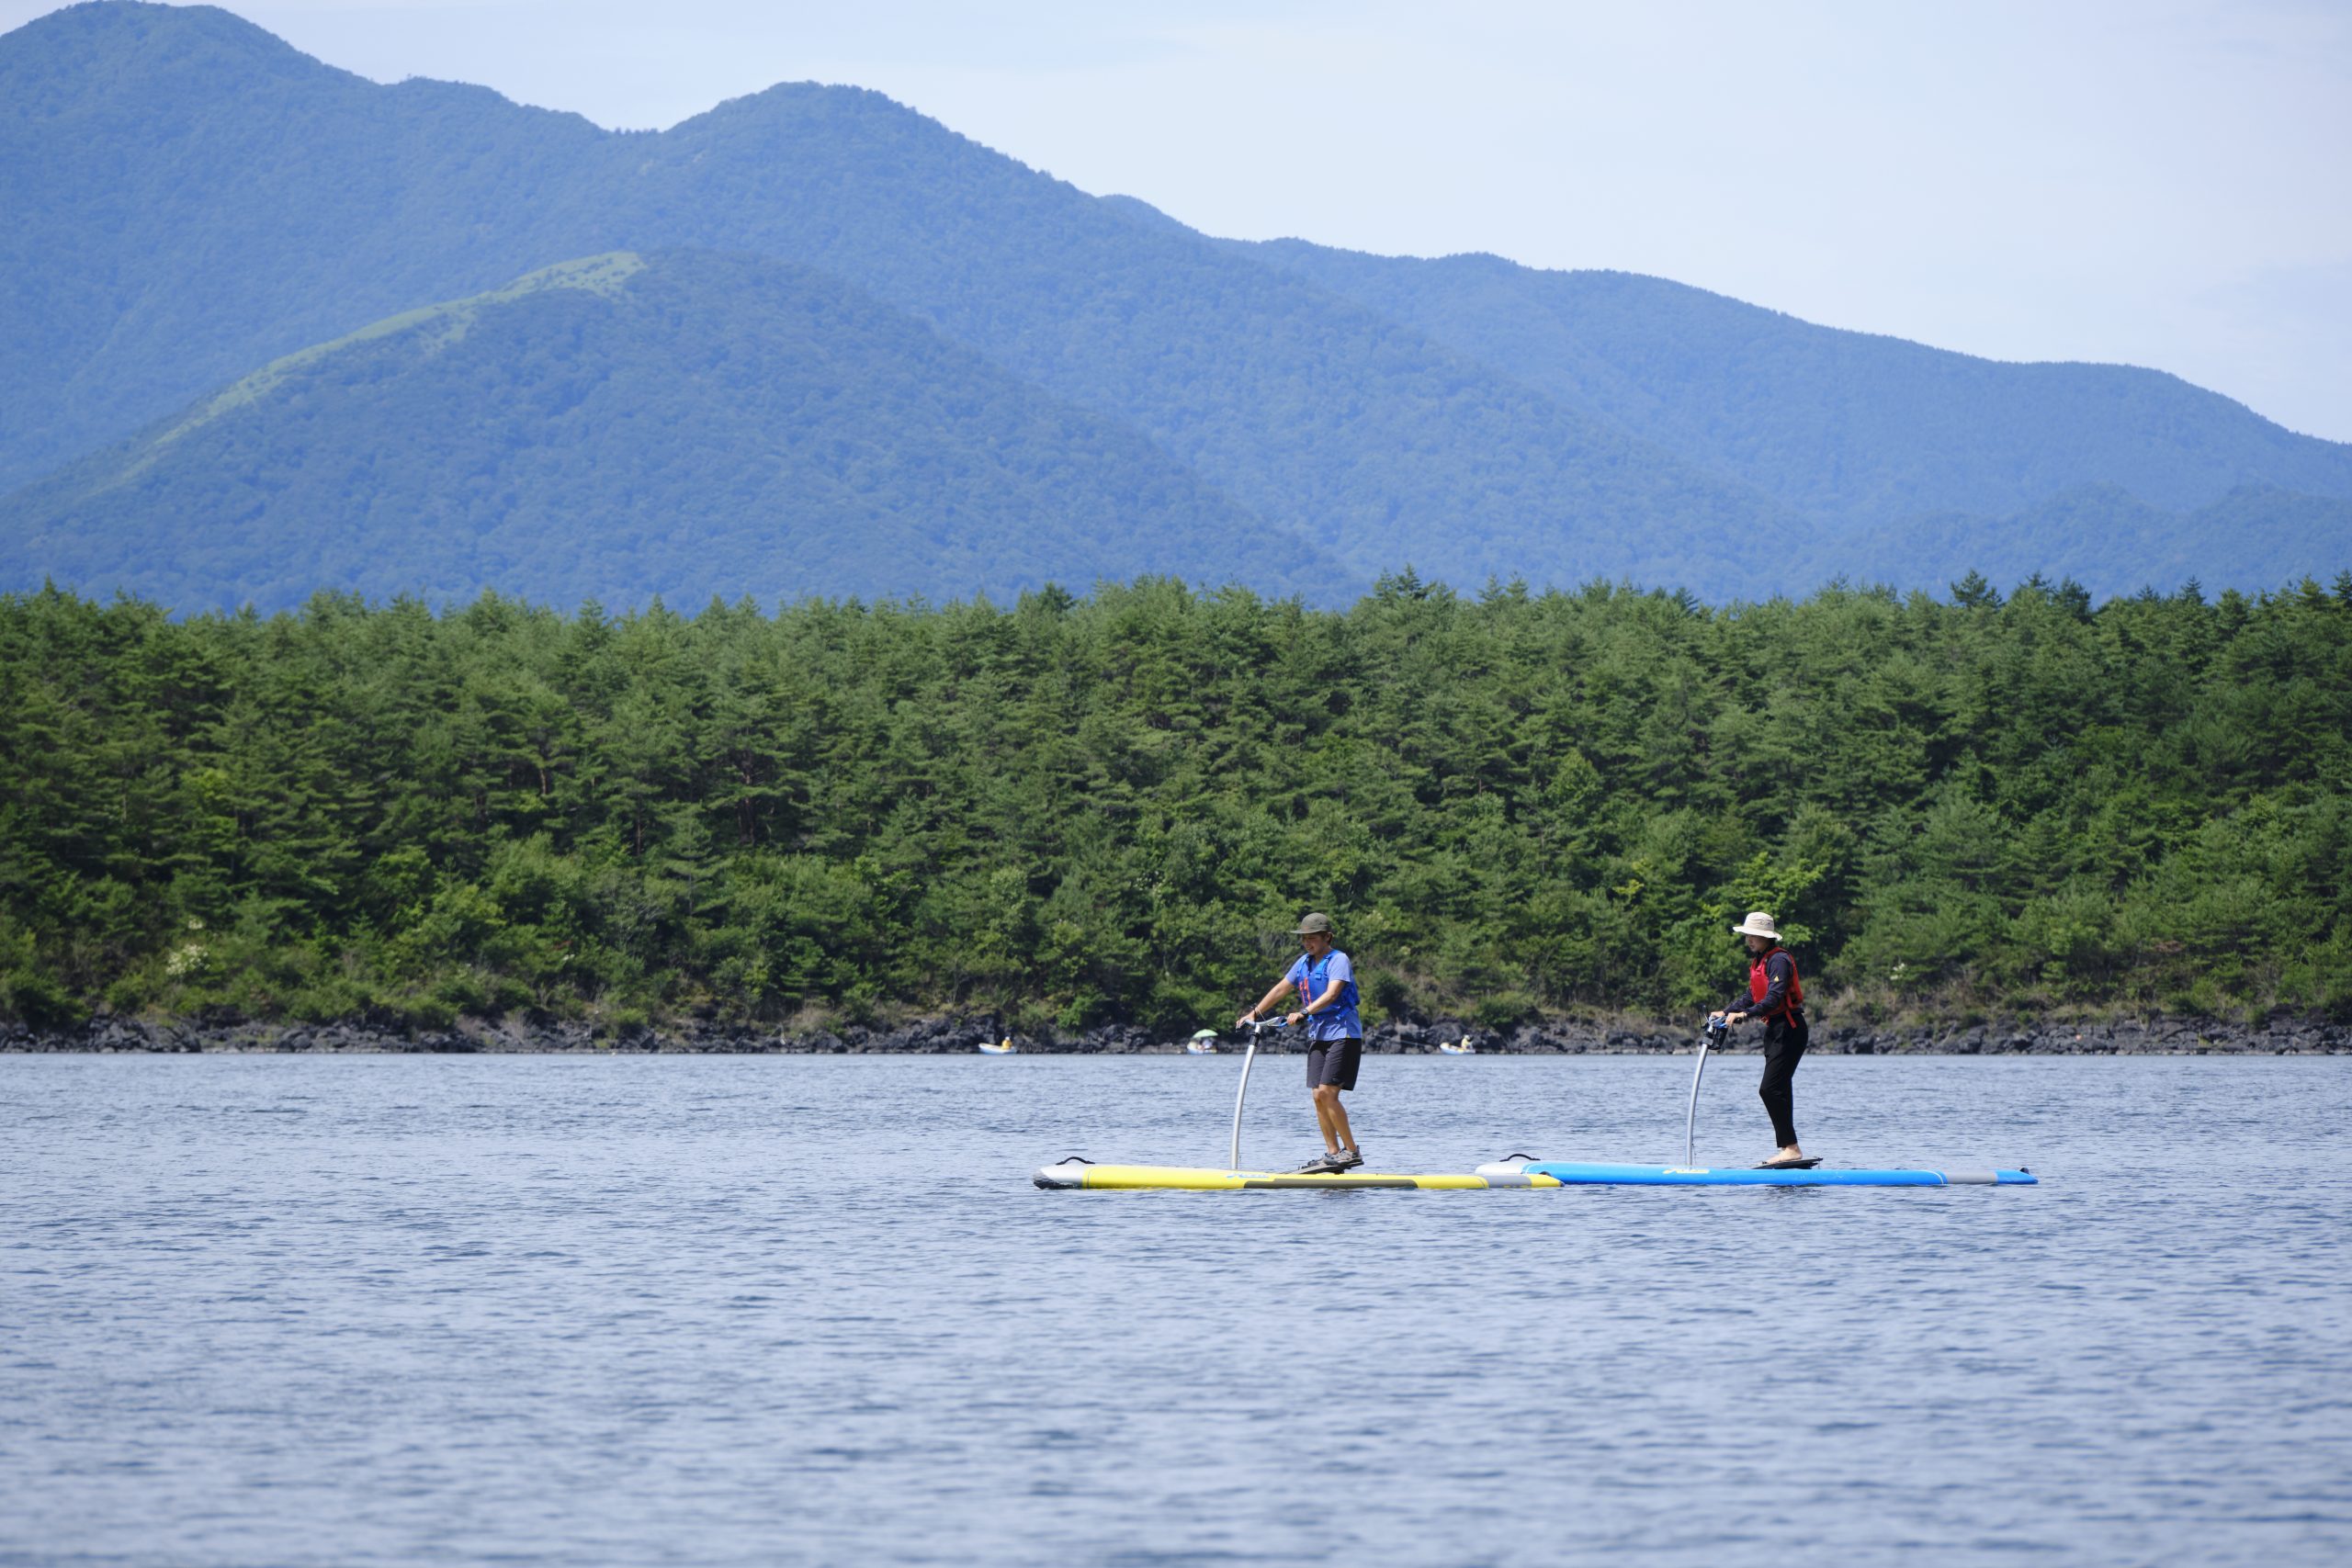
1237, 236, 2352, 523
1, 251, 1326, 609
1824, 486, 2352, 601
3, 3, 2343, 606
0, 2, 606, 490
0, 2, 1785, 598
573, 82, 1793, 592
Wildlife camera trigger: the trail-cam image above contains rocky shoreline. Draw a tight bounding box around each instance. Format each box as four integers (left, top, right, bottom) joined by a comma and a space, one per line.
6, 1013, 2345, 1055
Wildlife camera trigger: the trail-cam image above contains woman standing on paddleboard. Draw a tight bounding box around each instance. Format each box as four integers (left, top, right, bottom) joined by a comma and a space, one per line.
1710, 911, 1811, 1169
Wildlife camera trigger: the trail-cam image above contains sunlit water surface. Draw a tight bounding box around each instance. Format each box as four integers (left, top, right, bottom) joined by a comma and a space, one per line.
4, 1053, 2347, 1566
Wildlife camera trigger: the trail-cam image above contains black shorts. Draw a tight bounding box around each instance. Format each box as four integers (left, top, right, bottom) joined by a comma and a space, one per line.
1306, 1038, 1363, 1090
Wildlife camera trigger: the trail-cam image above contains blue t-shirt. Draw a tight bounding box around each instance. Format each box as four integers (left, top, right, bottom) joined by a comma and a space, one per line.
1284, 949, 1362, 1043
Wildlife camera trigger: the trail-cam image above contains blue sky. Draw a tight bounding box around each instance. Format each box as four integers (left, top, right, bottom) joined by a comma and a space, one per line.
9, 0, 2349, 442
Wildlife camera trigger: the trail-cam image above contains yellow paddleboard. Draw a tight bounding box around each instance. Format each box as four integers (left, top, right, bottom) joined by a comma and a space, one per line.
1034, 1161, 1560, 1190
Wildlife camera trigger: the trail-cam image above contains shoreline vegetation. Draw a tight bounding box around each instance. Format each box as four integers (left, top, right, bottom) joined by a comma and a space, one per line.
7, 1012, 2346, 1055
4, 573, 2348, 1043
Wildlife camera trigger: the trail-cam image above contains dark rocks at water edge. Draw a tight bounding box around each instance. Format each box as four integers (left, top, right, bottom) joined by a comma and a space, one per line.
6, 1015, 2346, 1055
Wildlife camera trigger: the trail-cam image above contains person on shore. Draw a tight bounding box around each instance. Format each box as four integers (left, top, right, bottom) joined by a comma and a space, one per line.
1238, 913, 1364, 1172
1709, 911, 1812, 1168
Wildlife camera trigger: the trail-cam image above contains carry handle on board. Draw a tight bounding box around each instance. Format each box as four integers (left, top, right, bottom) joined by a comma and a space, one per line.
1229, 1016, 1292, 1170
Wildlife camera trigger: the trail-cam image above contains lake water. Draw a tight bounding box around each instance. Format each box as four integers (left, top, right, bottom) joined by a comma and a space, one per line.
4, 1053, 2347, 1566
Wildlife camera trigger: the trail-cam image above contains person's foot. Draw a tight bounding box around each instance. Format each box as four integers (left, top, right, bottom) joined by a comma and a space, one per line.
1327, 1146, 1364, 1170
1758, 1151, 1817, 1169
1292, 1152, 1341, 1173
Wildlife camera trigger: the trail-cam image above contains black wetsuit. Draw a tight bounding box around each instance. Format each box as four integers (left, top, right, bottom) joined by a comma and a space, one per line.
1729, 949, 1808, 1148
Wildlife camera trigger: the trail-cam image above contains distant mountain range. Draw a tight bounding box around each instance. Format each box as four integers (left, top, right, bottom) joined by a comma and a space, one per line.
3, 1, 2346, 608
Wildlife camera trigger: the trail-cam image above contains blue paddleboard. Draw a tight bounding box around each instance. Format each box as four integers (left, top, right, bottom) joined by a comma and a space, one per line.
1478, 1160, 2036, 1188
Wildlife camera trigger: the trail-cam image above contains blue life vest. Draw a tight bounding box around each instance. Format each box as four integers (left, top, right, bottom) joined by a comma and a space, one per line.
1294, 950, 1362, 1040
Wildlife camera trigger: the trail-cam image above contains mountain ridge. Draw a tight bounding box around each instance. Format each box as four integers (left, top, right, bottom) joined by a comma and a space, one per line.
1, 1, 2345, 606
1233, 236, 2352, 523
3, 248, 1343, 610
1, 3, 1797, 596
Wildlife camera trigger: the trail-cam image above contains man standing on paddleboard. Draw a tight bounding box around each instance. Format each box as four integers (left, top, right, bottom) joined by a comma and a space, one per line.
1238, 913, 1364, 1172
1710, 911, 1811, 1168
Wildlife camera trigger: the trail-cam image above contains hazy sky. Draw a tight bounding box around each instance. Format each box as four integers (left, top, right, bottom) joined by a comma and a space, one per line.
11, 0, 2350, 441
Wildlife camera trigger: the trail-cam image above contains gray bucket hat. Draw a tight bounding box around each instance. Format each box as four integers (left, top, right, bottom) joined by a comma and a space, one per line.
1294, 912, 1335, 936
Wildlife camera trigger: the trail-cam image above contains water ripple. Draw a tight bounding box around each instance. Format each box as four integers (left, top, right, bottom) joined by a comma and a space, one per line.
0, 1054, 2346, 1565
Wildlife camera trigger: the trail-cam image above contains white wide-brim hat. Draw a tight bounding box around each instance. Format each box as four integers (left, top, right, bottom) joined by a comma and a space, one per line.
1731, 911, 1782, 942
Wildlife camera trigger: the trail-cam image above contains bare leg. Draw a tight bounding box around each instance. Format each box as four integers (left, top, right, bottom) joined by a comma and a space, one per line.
1315, 1085, 1357, 1153
1312, 1086, 1340, 1152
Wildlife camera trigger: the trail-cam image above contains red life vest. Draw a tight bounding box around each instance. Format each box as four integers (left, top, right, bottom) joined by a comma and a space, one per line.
1749, 947, 1804, 1021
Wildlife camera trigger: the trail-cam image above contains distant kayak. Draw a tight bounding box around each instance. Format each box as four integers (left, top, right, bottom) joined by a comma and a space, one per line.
978, 1038, 1016, 1055
1184, 1030, 1219, 1055
1437, 1036, 1476, 1055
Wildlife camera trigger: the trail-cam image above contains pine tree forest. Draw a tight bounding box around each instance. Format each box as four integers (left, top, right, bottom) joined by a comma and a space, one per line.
4, 571, 2348, 1035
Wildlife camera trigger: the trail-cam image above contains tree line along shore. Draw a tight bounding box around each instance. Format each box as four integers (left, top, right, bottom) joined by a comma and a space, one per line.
3, 572, 2347, 1041
9, 1014, 2345, 1056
